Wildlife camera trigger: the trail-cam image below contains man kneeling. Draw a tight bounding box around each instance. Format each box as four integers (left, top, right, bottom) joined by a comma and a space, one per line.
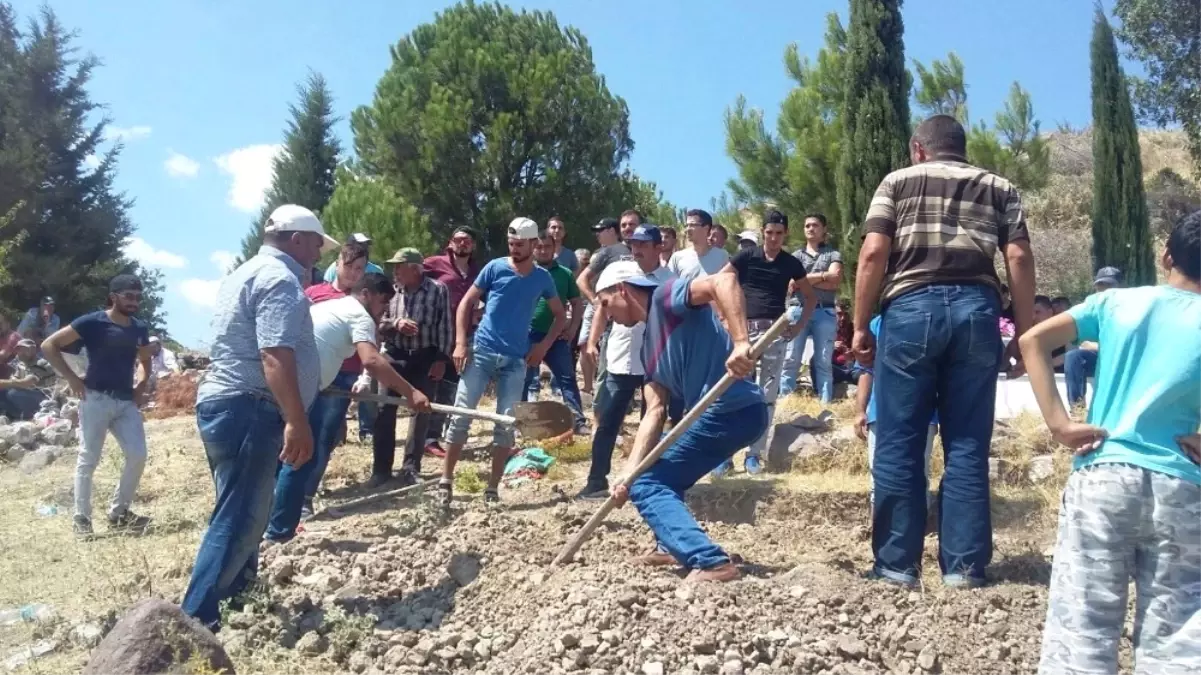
597, 260, 766, 582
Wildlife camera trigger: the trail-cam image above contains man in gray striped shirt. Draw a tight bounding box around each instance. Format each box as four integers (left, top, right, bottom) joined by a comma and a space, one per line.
853, 114, 1035, 590
183, 204, 334, 629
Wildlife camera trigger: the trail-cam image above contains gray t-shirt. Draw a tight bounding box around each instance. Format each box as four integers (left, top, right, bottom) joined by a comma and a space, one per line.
794, 244, 842, 307
588, 243, 632, 277
555, 246, 579, 273
667, 247, 730, 282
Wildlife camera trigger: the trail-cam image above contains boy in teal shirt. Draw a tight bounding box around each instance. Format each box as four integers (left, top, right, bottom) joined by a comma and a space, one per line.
1019, 211, 1200, 675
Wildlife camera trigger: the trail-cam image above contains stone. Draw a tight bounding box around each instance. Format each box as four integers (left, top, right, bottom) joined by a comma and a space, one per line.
616, 589, 642, 608
560, 632, 580, 648
1028, 455, 1055, 482
837, 637, 867, 660
642, 661, 665, 675
19, 448, 58, 475
82, 599, 235, 675
39, 420, 74, 446
0, 421, 36, 447
447, 553, 482, 587
5, 445, 27, 463
71, 622, 105, 649
296, 631, 328, 656
474, 639, 492, 660
692, 638, 717, 654
720, 659, 745, 675
917, 645, 939, 671
695, 655, 720, 674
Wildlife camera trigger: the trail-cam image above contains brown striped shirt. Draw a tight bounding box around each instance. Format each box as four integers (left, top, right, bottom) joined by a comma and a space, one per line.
864, 160, 1029, 303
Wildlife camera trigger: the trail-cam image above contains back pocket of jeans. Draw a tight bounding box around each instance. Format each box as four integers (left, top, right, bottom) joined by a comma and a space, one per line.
881, 312, 930, 372
966, 311, 1002, 369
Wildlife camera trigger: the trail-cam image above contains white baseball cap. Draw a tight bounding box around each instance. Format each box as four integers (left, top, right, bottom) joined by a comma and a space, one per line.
594, 259, 663, 294
738, 230, 760, 245
507, 217, 540, 240
264, 204, 339, 251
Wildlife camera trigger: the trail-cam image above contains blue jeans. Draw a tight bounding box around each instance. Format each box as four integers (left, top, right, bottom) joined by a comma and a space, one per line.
1064, 348, 1096, 406
182, 394, 286, 629
444, 348, 527, 448
265, 371, 356, 541
630, 402, 769, 570
587, 373, 644, 487
872, 284, 1001, 585
780, 307, 837, 401
523, 333, 586, 427
358, 400, 376, 438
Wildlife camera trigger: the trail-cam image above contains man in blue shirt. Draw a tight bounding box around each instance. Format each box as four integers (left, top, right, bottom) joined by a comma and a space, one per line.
600, 260, 766, 583
440, 217, 567, 505
180, 204, 334, 629
1019, 211, 1200, 675
41, 275, 153, 539
321, 232, 384, 282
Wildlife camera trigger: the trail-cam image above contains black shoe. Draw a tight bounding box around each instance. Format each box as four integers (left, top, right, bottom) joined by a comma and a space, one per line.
300, 499, 315, 521
73, 515, 94, 540
108, 510, 151, 534
575, 484, 609, 501
364, 474, 392, 489
396, 470, 418, 488
483, 488, 500, 503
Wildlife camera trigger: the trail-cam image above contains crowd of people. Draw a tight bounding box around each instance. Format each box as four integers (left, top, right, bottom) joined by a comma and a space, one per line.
7, 113, 1197, 674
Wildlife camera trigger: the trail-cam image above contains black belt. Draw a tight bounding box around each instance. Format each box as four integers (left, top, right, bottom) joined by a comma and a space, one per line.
89, 388, 134, 401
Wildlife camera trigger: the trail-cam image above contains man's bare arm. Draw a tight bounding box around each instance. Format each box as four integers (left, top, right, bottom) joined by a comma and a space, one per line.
577, 268, 597, 303
587, 302, 608, 353
538, 297, 568, 353
455, 285, 484, 351
1004, 239, 1037, 340
853, 233, 891, 332
807, 261, 843, 290
621, 381, 669, 476
357, 342, 418, 399
40, 326, 83, 383
1018, 313, 1079, 432
261, 347, 307, 425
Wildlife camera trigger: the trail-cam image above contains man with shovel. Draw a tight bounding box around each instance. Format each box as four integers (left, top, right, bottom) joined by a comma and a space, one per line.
596, 260, 766, 582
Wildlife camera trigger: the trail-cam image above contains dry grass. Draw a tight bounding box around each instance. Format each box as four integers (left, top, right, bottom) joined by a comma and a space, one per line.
539, 435, 592, 464
145, 374, 200, 420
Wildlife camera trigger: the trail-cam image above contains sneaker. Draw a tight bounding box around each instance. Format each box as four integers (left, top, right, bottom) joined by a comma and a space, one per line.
632, 549, 676, 567
73, 515, 94, 540
299, 500, 315, 521
483, 488, 500, 503
437, 479, 453, 507
108, 510, 151, 533
744, 456, 763, 475
575, 484, 609, 501
395, 470, 419, 488
573, 421, 592, 436
358, 432, 372, 444
943, 574, 986, 589
686, 562, 740, 583
364, 474, 392, 490
710, 460, 733, 480
424, 441, 447, 458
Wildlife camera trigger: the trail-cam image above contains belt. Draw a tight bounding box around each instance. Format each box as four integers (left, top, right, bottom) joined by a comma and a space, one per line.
89, 388, 134, 401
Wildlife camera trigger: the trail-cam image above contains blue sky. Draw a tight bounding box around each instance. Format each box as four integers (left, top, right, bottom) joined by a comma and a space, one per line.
14, 0, 1114, 348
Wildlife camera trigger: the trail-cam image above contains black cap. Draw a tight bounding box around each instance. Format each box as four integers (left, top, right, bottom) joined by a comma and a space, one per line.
592, 218, 619, 233
109, 274, 143, 294
41, 296, 54, 305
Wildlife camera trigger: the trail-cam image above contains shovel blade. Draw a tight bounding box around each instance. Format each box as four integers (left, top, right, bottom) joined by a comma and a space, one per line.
512, 401, 575, 440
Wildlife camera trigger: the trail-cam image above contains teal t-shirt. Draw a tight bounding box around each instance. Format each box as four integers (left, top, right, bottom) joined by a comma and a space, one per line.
1067, 286, 1201, 485
530, 261, 578, 335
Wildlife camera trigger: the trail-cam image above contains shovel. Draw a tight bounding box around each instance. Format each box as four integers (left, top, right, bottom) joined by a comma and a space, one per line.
551, 312, 794, 566
325, 389, 575, 441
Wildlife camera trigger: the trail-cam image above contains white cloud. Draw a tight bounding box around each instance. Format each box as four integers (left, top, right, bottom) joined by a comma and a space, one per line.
164, 150, 200, 178
210, 250, 237, 275
82, 154, 101, 171
179, 279, 222, 309
104, 125, 153, 142
123, 236, 188, 269
213, 144, 283, 212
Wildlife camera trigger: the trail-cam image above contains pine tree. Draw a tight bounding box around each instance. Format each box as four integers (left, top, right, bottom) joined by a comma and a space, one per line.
835, 0, 911, 289
234, 71, 341, 265
1090, 9, 1156, 286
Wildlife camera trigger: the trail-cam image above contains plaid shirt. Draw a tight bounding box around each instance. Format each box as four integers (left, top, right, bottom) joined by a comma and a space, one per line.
381, 276, 452, 360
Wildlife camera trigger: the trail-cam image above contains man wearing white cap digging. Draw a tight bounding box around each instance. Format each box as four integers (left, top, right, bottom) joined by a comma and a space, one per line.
182, 204, 338, 630
438, 217, 567, 505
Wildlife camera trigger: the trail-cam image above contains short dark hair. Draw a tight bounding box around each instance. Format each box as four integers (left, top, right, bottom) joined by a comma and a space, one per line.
913, 114, 968, 159
764, 210, 789, 229
537, 229, 554, 243
804, 212, 828, 228
713, 224, 728, 239
1168, 209, 1201, 282
340, 241, 369, 264
354, 272, 395, 299
659, 225, 677, 238
109, 274, 143, 294
452, 225, 478, 241
685, 209, 713, 227
1034, 295, 1052, 309
1051, 295, 1071, 307
620, 209, 642, 224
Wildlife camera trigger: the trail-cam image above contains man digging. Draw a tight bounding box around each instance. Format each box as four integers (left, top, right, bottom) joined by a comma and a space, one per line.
597, 260, 766, 582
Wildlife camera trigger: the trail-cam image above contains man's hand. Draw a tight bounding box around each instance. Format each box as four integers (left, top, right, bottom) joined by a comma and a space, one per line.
610, 482, 629, 507
67, 375, 86, 399
1003, 340, 1026, 378
408, 389, 432, 413
583, 342, 600, 367
1176, 434, 1201, 465
351, 380, 370, 396
725, 341, 754, 379
1050, 421, 1107, 456
396, 318, 419, 336
526, 343, 550, 368
452, 344, 469, 374
134, 381, 150, 407
852, 329, 876, 367
429, 360, 446, 382
854, 413, 868, 441
280, 420, 314, 467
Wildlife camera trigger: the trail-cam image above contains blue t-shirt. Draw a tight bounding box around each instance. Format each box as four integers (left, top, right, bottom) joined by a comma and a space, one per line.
864, 315, 938, 426
1067, 286, 1201, 485
641, 277, 762, 413
323, 260, 384, 283
70, 311, 150, 398
473, 258, 557, 358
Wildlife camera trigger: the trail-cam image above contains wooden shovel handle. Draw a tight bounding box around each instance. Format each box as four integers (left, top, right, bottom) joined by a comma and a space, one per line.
551, 313, 793, 566
325, 389, 516, 426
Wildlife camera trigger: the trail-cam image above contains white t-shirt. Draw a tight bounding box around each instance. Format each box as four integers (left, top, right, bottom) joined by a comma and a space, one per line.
311, 296, 378, 389
606, 267, 676, 375
667, 246, 730, 282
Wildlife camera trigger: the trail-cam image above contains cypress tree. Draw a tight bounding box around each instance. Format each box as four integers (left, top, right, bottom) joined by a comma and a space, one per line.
234, 71, 341, 265
835, 0, 911, 290
1090, 10, 1155, 286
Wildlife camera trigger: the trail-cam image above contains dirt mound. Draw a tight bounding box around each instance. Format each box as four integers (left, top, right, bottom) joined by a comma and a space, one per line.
145, 372, 200, 419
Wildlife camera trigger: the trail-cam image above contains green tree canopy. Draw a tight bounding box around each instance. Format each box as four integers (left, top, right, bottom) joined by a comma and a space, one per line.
1090, 9, 1156, 286
235, 71, 341, 265
0, 4, 166, 333
351, 1, 634, 255
322, 166, 435, 260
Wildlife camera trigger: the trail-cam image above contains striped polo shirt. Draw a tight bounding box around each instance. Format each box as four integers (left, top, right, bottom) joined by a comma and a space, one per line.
864, 159, 1029, 303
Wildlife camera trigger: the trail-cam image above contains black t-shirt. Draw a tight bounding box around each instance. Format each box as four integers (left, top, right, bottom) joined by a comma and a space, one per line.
730, 247, 807, 320
70, 311, 149, 397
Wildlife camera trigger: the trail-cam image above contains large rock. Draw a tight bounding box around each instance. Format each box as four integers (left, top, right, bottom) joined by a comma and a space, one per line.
40, 420, 75, 446
82, 599, 235, 675
0, 421, 36, 448
19, 448, 59, 475
447, 552, 482, 587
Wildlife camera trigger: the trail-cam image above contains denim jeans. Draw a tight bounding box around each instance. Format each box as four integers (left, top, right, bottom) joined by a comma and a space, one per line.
182, 394, 286, 629
586, 373, 644, 488
265, 372, 355, 540
357, 400, 377, 439
0, 388, 46, 420
630, 402, 769, 570
780, 307, 837, 401
872, 284, 1001, 585
444, 348, 527, 448
426, 363, 460, 444
744, 320, 787, 459
1064, 348, 1097, 406
75, 391, 148, 521
523, 332, 586, 427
